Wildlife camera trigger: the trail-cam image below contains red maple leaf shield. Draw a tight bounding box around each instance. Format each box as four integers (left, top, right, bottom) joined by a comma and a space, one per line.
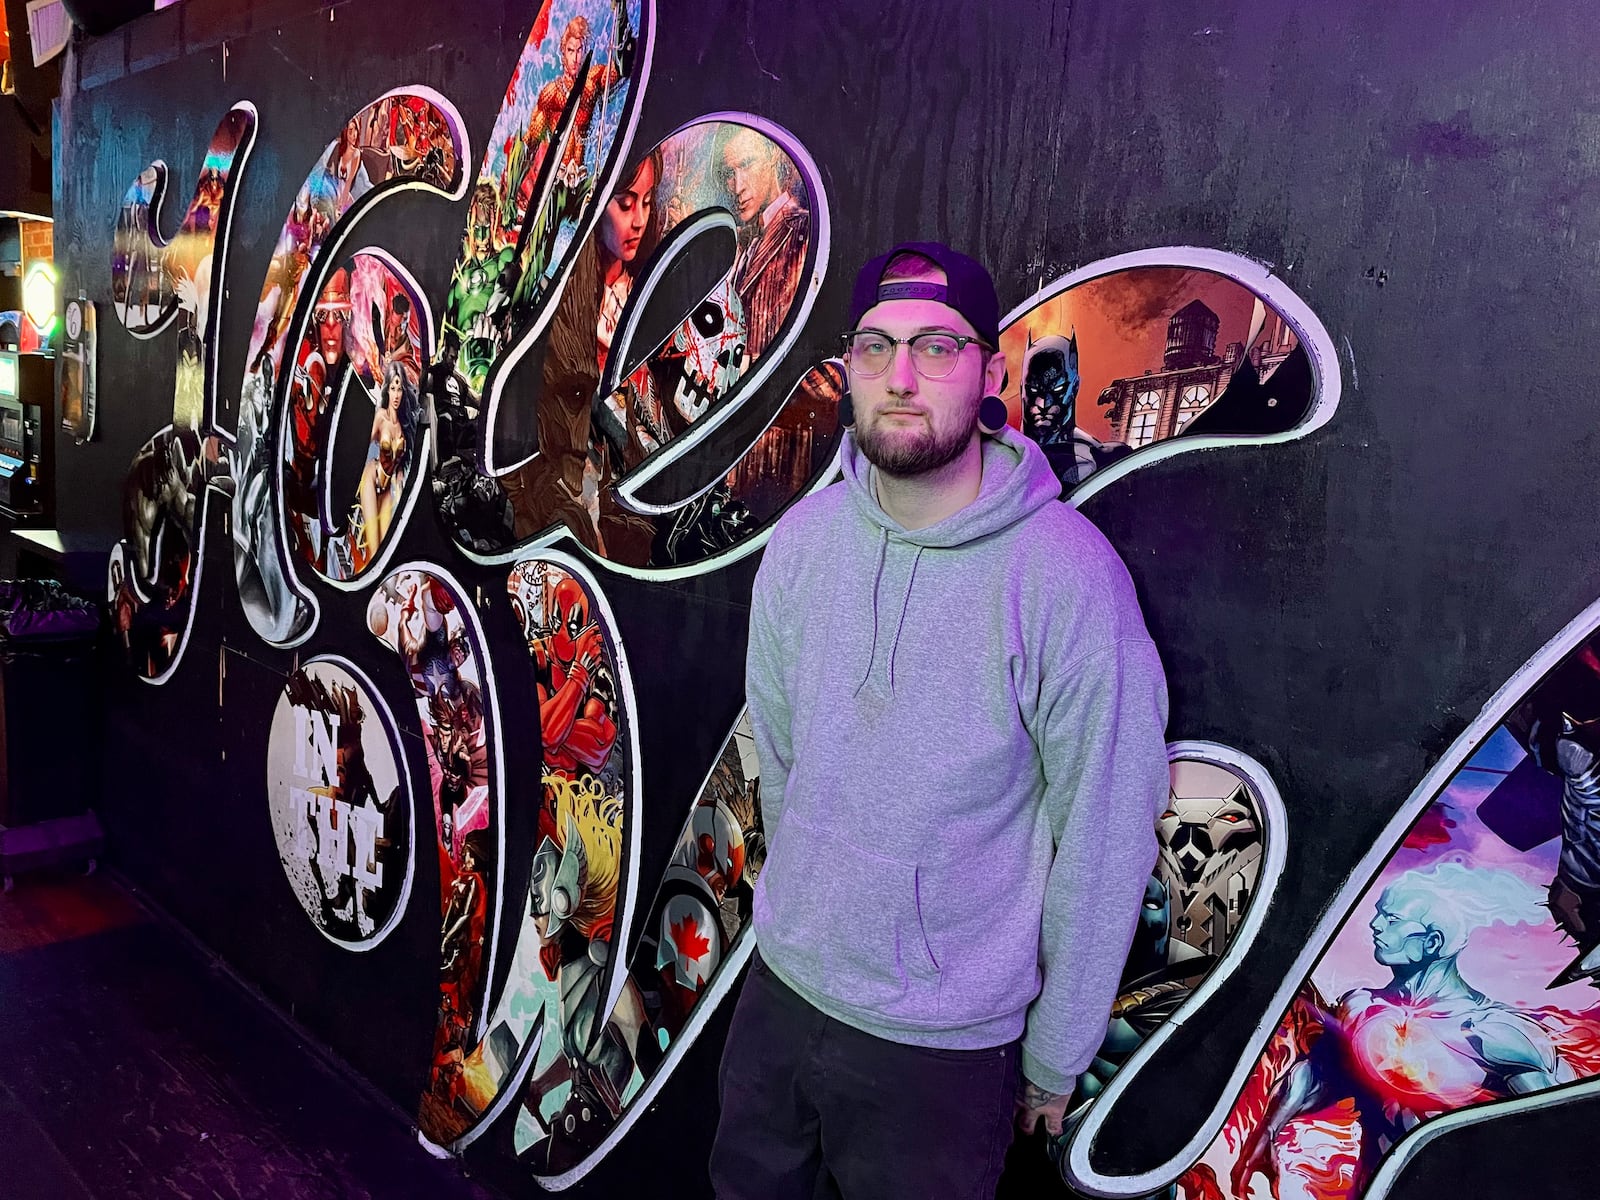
670, 911, 712, 968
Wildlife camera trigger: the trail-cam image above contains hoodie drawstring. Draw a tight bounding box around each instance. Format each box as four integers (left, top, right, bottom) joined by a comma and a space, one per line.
855, 534, 924, 698
887, 546, 924, 695
854, 528, 890, 697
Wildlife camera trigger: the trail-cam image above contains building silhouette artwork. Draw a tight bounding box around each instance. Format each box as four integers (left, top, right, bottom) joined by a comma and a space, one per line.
1099, 299, 1297, 448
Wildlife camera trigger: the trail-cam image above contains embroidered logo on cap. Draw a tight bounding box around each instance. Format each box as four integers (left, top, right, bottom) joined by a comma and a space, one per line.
875, 281, 950, 304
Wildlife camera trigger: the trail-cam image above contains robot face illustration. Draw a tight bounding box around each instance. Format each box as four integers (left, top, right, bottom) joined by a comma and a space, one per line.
1156, 761, 1265, 957
1158, 789, 1258, 885
673, 800, 747, 899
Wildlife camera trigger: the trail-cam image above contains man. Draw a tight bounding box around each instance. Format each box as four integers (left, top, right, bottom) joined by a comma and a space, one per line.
711, 243, 1170, 1199
721, 127, 809, 359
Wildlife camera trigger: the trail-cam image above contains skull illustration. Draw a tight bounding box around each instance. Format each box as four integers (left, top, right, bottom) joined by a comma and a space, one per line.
506, 559, 549, 644
663, 278, 750, 423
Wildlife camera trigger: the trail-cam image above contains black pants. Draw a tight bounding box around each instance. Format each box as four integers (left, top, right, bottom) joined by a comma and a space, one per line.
711, 950, 1019, 1200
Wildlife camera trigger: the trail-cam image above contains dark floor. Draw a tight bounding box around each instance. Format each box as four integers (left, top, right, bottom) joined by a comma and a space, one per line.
0, 867, 499, 1200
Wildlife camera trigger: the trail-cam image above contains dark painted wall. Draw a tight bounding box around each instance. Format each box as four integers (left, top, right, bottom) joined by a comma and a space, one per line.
0, 102, 51, 215
1, 0, 56, 214
52, 0, 1600, 1196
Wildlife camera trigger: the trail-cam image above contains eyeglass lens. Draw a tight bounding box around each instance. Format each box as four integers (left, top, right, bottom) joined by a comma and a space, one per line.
847, 332, 965, 379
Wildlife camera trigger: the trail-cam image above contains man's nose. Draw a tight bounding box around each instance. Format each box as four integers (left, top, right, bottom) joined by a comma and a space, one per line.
884, 343, 919, 396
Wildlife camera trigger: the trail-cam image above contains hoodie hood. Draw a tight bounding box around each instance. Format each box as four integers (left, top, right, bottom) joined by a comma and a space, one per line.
837, 425, 1063, 695
840, 424, 1063, 547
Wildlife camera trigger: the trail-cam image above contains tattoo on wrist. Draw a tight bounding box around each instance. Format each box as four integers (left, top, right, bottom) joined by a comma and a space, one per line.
1020, 1080, 1060, 1108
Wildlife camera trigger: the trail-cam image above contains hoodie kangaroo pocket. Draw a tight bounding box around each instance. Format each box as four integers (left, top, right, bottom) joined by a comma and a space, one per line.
759, 811, 940, 1019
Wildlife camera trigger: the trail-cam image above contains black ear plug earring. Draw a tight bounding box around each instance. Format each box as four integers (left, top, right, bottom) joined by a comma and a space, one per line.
978, 395, 1008, 436
839, 389, 855, 429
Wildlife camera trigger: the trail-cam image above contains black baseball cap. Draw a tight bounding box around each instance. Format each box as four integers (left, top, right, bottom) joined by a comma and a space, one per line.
847, 241, 1001, 348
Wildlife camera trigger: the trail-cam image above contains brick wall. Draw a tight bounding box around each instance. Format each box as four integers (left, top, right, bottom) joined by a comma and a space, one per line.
19, 219, 52, 269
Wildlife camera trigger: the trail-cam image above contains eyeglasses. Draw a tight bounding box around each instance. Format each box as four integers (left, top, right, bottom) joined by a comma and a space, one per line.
841, 329, 989, 380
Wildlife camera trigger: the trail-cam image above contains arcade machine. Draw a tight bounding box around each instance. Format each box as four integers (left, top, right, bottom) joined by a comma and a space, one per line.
0, 214, 56, 526
0, 347, 54, 524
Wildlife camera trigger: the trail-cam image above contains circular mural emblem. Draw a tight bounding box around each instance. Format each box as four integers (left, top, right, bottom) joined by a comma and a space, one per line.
266, 656, 412, 948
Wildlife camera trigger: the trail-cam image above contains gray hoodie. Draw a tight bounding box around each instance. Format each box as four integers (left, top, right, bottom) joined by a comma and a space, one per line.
746, 425, 1170, 1094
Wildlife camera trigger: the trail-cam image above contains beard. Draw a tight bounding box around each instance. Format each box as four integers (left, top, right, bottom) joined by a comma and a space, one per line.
854, 401, 979, 478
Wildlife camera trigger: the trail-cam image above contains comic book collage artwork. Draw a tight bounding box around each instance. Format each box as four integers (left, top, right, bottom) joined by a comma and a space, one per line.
97, 2, 1350, 1180
1102, 620, 1600, 1200
478, 112, 835, 574
1026, 750, 1276, 1200
280, 249, 432, 589
432, 0, 649, 556
266, 657, 413, 948
108, 103, 256, 683
996, 259, 1316, 500
493, 676, 765, 1178
462, 554, 644, 1163
103, 1, 1600, 1196
365, 566, 505, 1144
233, 88, 465, 648
1019, 264, 1600, 1198
429, 0, 838, 579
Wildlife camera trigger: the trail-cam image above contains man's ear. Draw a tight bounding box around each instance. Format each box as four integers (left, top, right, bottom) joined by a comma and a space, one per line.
984, 347, 1008, 398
